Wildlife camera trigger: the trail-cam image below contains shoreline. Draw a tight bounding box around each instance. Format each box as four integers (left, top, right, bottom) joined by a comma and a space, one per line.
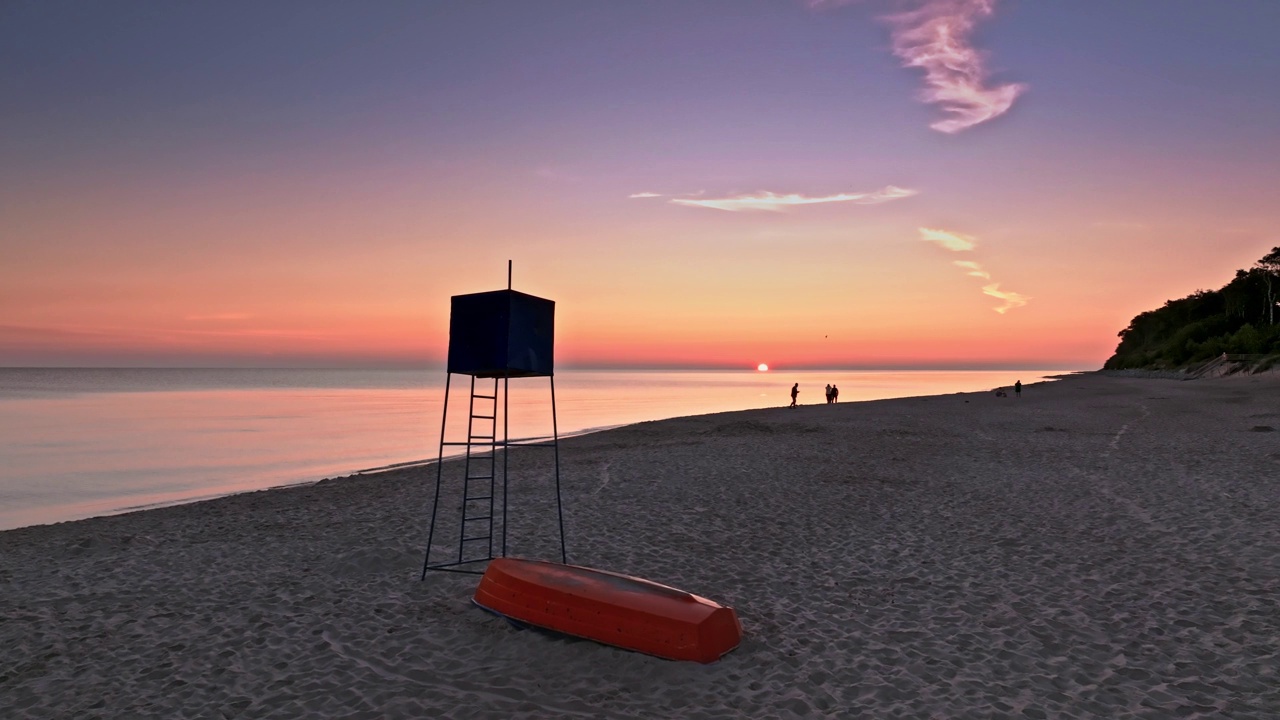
3, 370, 1069, 533
2, 371, 1277, 717
0, 421, 638, 534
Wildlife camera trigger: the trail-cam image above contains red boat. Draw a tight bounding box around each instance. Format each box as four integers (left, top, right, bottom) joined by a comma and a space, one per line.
472, 557, 742, 663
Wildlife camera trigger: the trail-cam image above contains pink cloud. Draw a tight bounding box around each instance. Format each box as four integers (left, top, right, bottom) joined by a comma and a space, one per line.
670, 185, 917, 212
920, 227, 978, 251
885, 0, 1027, 133
917, 227, 1030, 313
982, 283, 1030, 314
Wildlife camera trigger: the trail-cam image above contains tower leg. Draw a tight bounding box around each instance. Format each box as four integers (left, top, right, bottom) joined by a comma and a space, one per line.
501, 374, 510, 557
551, 375, 567, 563
421, 372, 453, 580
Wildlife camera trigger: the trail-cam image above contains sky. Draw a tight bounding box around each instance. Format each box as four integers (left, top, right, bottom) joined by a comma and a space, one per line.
3, 0, 1279, 370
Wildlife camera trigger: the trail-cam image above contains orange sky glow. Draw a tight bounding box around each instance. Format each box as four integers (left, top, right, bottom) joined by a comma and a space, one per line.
4, 2, 1278, 370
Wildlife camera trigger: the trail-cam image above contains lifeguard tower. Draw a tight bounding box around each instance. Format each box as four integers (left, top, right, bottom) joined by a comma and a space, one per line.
421, 263, 567, 576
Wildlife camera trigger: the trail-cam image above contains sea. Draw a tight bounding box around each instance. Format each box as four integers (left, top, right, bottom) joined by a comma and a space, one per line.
0, 367, 1077, 531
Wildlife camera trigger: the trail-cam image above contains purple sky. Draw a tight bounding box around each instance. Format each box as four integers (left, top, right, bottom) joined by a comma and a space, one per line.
3, 1, 1279, 368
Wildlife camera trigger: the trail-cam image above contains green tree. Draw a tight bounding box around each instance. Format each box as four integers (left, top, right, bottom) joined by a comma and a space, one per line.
1223, 269, 1266, 324
1256, 246, 1280, 326
1230, 323, 1262, 354
1105, 248, 1280, 369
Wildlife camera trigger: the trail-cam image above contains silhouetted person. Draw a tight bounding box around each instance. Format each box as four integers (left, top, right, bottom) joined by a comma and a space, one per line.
789, 383, 799, 408
1015, 380, 1022, 398
832, 384, 839, 403
825, 384, 833, 404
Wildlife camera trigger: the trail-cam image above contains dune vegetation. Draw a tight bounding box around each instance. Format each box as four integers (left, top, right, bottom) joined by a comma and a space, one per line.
1105, 247, 1280, 371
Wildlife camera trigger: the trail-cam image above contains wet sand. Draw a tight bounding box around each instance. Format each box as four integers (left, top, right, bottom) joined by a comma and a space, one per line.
2, 372, 1277, 718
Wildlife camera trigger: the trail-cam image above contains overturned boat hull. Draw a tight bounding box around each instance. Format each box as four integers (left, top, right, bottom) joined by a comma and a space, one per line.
473, 557, 742, 663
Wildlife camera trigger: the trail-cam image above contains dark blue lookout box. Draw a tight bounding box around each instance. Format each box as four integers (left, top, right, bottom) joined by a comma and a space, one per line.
447, 289, 555, 378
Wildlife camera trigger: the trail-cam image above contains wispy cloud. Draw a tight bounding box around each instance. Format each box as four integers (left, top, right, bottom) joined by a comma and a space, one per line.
884, 0, 1026, 133
982, 283, 1029, 314
669, 185, 916, 212
0, 321, 325, 346
628, 192, 663, 199
919, 227, 977, 251
953, 259, 990, 279
917, 227, 1028, 313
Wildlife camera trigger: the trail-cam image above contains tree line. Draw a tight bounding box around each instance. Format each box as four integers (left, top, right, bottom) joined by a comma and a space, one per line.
1104, 247, 1280, 370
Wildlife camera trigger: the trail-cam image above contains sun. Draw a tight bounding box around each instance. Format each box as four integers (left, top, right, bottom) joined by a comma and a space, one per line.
757, 363, 769, 372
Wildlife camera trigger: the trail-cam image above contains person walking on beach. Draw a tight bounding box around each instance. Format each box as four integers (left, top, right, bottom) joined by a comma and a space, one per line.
789, 383, 799, 408
831, 384, 839, 403
825, 384, 833, 404
1014, 380, 1022, 398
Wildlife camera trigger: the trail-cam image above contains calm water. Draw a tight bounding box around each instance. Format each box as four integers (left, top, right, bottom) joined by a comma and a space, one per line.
0, 368, 1075, 530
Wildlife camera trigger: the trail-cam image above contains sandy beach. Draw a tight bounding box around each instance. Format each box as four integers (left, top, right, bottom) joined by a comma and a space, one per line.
1, 371, 1276, 718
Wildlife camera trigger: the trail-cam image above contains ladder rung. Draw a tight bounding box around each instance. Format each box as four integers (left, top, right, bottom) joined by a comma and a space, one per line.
464, 514, 492, 521
464, 495, 492, 501
462, 535, 491, 542
472, 414, 495, 420
473, 394, 496, 400
471, 435, 494, 440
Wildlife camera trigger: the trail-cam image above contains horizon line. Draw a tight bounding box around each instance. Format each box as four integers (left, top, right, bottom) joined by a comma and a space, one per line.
0, 362, 1094, 372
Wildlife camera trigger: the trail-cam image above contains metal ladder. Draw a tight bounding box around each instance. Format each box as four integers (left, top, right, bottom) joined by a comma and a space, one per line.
457, 377, 499, 565
422, 371, 566, 577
